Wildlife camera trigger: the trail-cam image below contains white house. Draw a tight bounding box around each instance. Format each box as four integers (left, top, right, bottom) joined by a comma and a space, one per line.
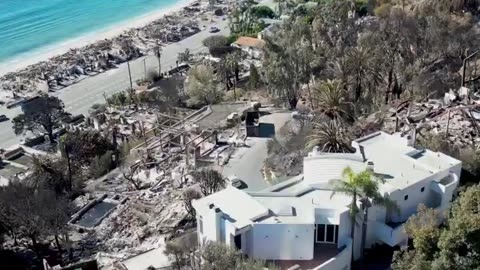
192, 132, 461, 270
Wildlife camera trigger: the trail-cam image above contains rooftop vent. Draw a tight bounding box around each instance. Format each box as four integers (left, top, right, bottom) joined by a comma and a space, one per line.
275, 206, 295, 216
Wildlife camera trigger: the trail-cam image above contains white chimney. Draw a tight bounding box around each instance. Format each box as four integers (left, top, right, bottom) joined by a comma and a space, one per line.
214, 207, 223, 242
366, 160, 374, 172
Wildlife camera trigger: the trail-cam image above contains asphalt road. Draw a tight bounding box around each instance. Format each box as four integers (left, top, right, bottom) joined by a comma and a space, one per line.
0, 19, 230, 149
222, 112, 292, 191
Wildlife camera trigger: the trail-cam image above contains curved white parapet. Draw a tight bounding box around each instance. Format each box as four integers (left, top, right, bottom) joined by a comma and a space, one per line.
303, 154, 366, 186
312, 238, 352, 270
433, 172, 459, 212
373, 221, 408, 248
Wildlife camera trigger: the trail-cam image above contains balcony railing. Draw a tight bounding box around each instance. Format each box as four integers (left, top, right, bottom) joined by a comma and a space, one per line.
373, 221, 407, 247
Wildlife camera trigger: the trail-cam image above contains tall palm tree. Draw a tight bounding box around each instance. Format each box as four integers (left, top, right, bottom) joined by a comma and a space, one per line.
154, 45, 163, 77
327, 48, 381, 103
346, 47, 382, 102
217, 58, 231, 91
330, 167, 398, 264
313, 79, 351, 120
306, 119, 353, 153
225, 52, 241, 100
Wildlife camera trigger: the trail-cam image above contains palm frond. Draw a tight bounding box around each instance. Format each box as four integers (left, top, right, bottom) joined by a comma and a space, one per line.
305, 119, 353, 153
328, 179, 355, 199
313, 79, 351, 119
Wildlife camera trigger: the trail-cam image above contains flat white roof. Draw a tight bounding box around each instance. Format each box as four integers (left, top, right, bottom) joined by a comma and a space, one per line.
355, 132, 461, 192
253, 196, 314, 224
194, 132, 460, 226
250, 189, 351, 224
194, 186, 268, 228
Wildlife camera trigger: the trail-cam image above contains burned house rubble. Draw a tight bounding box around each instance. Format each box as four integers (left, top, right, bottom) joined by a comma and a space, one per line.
383, 86, 480, 148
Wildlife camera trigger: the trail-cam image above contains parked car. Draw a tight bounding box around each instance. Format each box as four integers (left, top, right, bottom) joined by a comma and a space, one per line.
0, 115, 8, 122
226, 175, 247, 189
209, 26, 220, 33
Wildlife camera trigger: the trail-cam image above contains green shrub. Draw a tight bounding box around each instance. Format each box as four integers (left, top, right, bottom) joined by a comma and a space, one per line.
226, 34, 240, 45
89, 150, 114, 178
250, 6, 276, 18
202, 35, 229, 50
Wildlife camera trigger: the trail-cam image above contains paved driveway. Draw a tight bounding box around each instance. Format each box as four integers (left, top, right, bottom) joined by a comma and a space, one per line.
222, 111, 291, 191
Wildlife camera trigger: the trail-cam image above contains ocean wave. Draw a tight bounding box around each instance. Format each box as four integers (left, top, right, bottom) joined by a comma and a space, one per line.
0, 0, 175, 62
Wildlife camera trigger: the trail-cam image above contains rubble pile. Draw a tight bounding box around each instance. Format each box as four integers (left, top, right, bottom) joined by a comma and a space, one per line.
62, 100, 255, 268
94, 190, 186, 252
383, 89, 480, 148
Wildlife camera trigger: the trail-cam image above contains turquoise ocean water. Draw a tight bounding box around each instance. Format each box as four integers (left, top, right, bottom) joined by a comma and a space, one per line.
0, 0, 177, 63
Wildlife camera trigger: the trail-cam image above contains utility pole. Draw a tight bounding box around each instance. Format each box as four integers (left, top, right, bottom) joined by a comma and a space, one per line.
64, 143, 72, 192
127, 60, 133, 90
142, 58, 147, 80
141, 121, 147, 146
446, 109, 451, 138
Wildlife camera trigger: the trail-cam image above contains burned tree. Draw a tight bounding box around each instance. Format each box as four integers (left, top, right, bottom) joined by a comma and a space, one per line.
192, 169, 225, 196
182, 188, 202, 219
121, 149, 154, 190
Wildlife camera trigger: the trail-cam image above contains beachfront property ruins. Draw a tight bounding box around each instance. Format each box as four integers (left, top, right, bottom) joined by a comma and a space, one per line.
193, 131, 461, 270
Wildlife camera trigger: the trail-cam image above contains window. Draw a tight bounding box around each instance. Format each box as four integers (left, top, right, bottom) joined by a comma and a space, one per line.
316, 224, 325, 242
199, 216, 203, 234
326, 224, 335, 242
404, 195, 409, 200
335, 225, 339, 243
421, 187, 425, 192
315, 224, 339, 244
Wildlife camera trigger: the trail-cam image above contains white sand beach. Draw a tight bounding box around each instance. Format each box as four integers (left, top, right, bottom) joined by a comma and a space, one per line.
0, 0, 196, 76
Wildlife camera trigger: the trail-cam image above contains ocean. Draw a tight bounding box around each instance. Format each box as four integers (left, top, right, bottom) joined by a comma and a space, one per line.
0, 0, 178, 63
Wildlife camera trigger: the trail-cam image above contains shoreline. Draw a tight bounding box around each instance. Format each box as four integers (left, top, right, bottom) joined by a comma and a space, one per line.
0, 0, 196, 77
0, 0, 223, 105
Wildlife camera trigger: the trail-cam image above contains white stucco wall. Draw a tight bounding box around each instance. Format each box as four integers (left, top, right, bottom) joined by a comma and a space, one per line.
251, 223, 314, 260
197, 210, 218, 244
337, 211, 351, 249
388, 174, 441, 222
387, 166, 460, 223
313, 238, 352, 270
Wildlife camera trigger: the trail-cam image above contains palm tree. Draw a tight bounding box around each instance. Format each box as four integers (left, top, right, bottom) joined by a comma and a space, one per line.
313, 79, 351, 120
330, 167, 398, 264
346, 47, 382, 102
217, 58, 231, 91
225, 52, 241, 100
328, 48, 382, 103
306, 119, 353, 153
154, 45, 163, 77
